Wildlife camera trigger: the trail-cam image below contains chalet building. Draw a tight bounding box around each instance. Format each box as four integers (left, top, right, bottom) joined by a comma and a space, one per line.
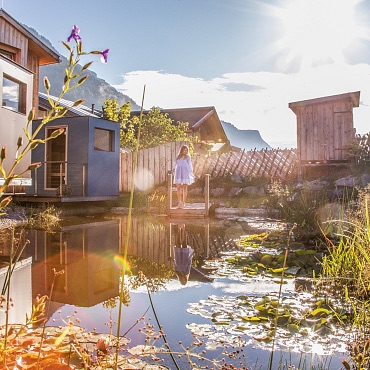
289, 91, 360, 178
0, 9, 60, 186
130, 106, 231, 153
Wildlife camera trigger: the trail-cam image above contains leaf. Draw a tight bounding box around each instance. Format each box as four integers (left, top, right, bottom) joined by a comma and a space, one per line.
310, 308, 331, 317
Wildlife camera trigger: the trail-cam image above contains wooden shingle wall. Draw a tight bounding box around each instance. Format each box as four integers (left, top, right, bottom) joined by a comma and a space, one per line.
289, 91, 360, 164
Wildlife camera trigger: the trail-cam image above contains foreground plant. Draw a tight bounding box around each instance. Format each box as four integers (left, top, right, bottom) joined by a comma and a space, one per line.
0, 24, 109, 368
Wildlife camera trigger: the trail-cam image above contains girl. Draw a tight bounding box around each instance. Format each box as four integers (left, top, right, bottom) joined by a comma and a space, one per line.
173, 145, 194, 208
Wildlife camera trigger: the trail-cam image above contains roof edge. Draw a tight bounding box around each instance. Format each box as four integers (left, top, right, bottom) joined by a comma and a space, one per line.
289, 91, 361, 111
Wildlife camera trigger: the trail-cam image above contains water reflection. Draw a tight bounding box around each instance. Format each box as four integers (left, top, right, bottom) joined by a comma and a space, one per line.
0, 215, 240, 314
0, 215, 346, 369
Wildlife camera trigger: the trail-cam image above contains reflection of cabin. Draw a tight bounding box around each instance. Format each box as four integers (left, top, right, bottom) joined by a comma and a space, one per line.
289, 91, 360, 178
27, 220, 121, 307
0, 9, 60, 188
24, 116, 120, 201
130, 106, 230, 152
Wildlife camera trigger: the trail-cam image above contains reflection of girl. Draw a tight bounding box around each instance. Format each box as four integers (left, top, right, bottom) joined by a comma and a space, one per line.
173, 223, 194, 285
173, 145, 194, 208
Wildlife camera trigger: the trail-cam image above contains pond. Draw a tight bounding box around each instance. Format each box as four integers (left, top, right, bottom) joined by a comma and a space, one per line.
0, 212, 349, 369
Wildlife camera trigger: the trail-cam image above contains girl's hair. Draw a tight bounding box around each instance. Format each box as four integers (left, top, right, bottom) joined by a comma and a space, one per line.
176, 272, 190, 285
177, 145, 190, 160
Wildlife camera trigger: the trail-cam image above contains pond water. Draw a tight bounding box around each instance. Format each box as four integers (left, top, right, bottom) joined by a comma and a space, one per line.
0, 213, 348, 369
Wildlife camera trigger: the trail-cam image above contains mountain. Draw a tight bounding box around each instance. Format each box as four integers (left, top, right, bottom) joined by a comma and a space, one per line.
221, 121, 271, 150
23, 25, 140, 111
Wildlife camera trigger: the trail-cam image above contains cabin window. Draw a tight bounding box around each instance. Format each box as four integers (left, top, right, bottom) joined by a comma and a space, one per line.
94, 128, 114, 152
2, 74, 27, 114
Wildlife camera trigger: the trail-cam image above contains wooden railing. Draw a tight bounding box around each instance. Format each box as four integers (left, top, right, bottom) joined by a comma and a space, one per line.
120, 143, 298, 192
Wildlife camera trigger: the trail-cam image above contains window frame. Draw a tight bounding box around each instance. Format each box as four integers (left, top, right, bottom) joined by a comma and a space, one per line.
94, 127, 114, 152
2, 73, 27, 114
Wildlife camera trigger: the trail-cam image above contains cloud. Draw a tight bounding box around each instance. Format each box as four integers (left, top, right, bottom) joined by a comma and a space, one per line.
114, 64, 370, 147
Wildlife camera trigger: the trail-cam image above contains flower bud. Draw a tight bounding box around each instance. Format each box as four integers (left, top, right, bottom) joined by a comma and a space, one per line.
17, 136, 23, 148
0, 146, 6, 161
97, 337, 109, 353
27, 162, 42, 171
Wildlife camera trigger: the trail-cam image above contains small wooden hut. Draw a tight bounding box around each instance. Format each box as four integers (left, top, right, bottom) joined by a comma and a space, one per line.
289, 91, 360, 178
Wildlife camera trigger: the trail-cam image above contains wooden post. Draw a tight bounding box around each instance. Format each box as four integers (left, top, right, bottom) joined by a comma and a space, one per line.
205, 174, 210, 217
167, 173, 173, 212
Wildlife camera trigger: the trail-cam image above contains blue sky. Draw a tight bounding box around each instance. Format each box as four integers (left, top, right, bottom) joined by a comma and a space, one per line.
4, 0, 370, 147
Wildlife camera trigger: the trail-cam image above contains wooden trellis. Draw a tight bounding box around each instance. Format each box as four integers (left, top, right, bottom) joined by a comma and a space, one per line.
120, 144, 298, 192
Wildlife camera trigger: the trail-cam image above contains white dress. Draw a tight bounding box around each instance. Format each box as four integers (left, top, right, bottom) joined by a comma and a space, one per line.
173, 156, 194, 185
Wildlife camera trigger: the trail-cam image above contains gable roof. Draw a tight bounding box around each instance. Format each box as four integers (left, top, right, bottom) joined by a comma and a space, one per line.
0, 8, 60, 65
38, 92, 102, 118
130, 106, 229, 144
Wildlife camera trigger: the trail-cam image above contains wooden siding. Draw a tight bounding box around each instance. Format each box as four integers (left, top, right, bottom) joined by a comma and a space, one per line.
290, 92, 359, 164
0, 18, 28, 66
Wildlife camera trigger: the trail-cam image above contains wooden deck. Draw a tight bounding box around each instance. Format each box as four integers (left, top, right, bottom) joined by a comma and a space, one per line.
168, 202, 209, 218
167, 174, 210, 218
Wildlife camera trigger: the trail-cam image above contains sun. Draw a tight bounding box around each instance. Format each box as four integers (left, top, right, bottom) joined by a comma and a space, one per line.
274, 0, 365, 70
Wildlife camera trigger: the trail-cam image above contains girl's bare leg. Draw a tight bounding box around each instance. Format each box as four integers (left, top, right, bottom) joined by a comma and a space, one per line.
176, 184, 182, 207
183, 184, 188, 206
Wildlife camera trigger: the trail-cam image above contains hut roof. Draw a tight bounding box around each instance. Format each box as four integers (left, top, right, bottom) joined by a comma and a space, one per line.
38, 93, 102, 117
289, 91, 360, 113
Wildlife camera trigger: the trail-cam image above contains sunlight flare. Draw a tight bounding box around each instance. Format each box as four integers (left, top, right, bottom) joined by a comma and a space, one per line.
274, 0, 366, 69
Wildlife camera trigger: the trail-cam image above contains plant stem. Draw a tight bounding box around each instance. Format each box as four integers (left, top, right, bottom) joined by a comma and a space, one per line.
115, 85, 146, 369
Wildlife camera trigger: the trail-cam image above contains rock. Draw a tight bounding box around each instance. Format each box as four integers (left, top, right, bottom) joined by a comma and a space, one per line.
304, 179, 330, 191
210, 188, 224, 197
360, 173, 370, 187
189, 187, 203, 196
231, 174, 243, 183
214, 208, 243, 217
228, 187, 243, 197
242, 186, 265, 197
335, 176, 359, 187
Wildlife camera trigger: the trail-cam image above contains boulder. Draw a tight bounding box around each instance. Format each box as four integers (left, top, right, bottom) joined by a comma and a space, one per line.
335, 176, 359, 187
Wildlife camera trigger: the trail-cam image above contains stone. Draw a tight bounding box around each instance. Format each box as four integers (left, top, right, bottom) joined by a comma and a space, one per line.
230, 174, 243, 183
304, 179, 330, 191
360, 173, 370, 187
210, 188, 224, 197
335, 176, 359, 187
242, 186, 265, 197
189, 187, 203, 196
228, 187, 243, 197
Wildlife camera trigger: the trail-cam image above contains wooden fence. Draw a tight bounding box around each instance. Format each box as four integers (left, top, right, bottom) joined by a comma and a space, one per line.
192, 148, 298, 181
120, 143, 298, 192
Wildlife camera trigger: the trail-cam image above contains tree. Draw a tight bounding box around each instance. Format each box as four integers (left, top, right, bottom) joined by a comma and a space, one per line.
103, 99, 195, 149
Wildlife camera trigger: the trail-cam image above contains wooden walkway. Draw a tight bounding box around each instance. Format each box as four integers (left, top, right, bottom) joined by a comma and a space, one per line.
167, 174, 210, 218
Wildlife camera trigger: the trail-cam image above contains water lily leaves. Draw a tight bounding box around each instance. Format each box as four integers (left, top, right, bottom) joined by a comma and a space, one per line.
240, 316, 263, 323
310, 307, 331, 317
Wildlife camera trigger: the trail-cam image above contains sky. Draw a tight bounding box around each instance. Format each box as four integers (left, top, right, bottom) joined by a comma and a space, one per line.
4, 0, 370, 147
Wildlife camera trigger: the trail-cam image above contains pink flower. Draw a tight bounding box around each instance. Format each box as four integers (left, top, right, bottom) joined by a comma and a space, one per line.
67, 25, 81, 42
100, 49, 109, 63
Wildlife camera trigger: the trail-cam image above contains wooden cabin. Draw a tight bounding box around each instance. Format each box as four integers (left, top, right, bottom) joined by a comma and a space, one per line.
0, 9, 60, 188
24, 116, 120, 201
289, 91, 360, 177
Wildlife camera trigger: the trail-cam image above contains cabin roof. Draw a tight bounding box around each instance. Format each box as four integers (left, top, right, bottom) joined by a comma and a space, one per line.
289, 91, 360, 113
38, 93, 102, 117
130, 106, 229, 143
0, 8, 60, 65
